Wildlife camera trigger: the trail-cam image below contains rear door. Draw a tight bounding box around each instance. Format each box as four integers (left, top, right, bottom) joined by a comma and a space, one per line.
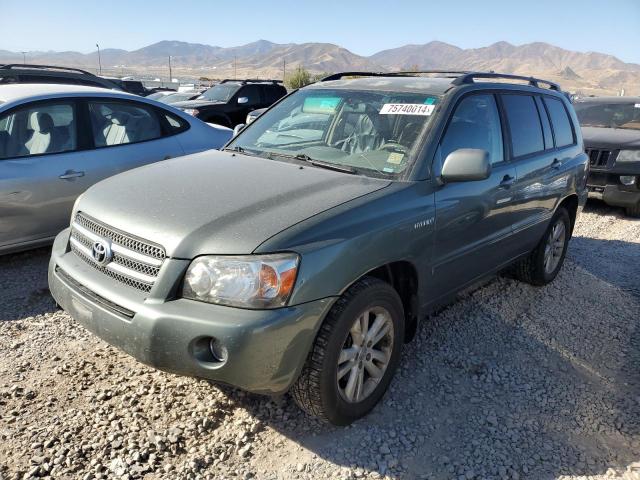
505, 93, 577, 253
80, 98, 185, 178
0, 99, 95, 247
432, 93, 519, 299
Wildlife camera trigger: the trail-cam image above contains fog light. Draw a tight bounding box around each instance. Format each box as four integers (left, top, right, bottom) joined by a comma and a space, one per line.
620, 175, 637, 186
209, 338, 228, 363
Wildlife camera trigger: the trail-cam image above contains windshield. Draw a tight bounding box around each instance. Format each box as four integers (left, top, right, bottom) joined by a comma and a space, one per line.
575, 102, 640, 130
227, 88, 440, 178
198, 83, 240, 102
159, 93, 195, 104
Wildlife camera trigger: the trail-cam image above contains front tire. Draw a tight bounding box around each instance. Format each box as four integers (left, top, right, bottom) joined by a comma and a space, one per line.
291, 277, 404, 425
512, 207, 571, 286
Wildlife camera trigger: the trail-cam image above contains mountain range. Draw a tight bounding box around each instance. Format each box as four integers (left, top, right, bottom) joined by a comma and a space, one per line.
1, 39, 639, 95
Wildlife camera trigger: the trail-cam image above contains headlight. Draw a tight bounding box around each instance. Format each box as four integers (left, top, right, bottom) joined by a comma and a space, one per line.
620, 175, 637, 186
182, 108, 200, 116
182, 254, 299, 308
616, 150, 640, 163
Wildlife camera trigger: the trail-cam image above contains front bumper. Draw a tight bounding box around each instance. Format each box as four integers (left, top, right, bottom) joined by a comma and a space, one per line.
48, 229, 335, 394
587, 172, 640, 208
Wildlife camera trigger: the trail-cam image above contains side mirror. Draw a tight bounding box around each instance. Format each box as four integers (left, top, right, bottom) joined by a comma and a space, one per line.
237, 96, 249, 104
233, 124, 246, 137
441, 149, 491, 183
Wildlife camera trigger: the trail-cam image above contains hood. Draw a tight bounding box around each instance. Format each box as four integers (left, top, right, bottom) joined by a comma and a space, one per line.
172, 99, 224, 109
76, 150, 390, 258
581, 126, 640, 150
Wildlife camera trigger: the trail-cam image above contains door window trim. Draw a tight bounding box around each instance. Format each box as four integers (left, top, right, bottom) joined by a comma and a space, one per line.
0, 98, 81, 161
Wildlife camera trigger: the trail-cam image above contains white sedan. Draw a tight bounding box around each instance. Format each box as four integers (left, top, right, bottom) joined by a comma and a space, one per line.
0, 84, 232, 254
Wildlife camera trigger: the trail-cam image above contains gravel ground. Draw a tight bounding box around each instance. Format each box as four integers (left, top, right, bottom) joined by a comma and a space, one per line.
0, 201, 638, 480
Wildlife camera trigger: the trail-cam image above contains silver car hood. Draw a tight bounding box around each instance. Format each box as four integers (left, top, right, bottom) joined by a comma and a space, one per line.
75, 150, 390, 258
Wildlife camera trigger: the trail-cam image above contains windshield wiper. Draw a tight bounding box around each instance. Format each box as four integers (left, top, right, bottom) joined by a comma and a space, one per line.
223, 146, 263, 157
268, 152, 356, 174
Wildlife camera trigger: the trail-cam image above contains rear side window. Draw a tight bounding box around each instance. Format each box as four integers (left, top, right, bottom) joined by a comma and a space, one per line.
264, 85, 285, 104
501, 94, 544, 157
440, 94, 504, 165
238, 85, 261, 106
88, 100, 162, 147
544, 97, 575, 148
162, 111, 189, 133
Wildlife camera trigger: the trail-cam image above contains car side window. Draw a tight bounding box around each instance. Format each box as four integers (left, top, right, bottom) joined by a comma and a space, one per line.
0, 101, 77, 160
264, 86, 284, 104
88, 100, 162, 147
238, 85, 261, 106
544, 97, 575, 148
534, 96, 554, 150
501, 94, 544, 157
162, 111, 189, 133
440, 94, 504, 165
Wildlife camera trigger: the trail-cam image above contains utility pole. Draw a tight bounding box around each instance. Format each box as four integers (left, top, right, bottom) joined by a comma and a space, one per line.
234, 55, 237, 78
283, 58, 286, 84
168, 55, 173, 85
96, 43, 102, 75
21, 52, 26, 64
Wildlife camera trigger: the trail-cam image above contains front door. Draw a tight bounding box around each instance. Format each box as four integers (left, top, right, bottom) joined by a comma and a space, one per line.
431, 93, 519, 300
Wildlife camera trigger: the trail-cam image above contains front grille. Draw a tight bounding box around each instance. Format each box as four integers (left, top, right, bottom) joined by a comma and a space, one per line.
69, 212, 165, 293
586, 148, 613, 168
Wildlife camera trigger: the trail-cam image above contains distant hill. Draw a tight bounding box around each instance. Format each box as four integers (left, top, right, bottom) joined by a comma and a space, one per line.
2, 39, 639, 95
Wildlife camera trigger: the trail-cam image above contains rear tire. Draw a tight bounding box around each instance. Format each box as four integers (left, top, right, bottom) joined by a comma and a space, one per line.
291, 277, 404, 425
626, 203, 640, 218
512, 208, 571, 286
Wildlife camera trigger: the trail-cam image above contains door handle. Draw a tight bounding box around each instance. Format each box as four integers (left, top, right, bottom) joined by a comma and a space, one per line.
551, 158, 562, 170
499, 174, 515, 189
59, 170, 85, 180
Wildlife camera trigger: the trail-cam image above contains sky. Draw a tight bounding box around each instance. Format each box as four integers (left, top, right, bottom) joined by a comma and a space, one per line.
2, 0, 640, 63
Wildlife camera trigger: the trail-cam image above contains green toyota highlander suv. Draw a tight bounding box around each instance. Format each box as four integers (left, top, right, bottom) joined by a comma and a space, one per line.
48, 71, 588, 425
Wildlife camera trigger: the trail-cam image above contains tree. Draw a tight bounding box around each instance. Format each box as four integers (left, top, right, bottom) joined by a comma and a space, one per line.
285, 66, 312, 89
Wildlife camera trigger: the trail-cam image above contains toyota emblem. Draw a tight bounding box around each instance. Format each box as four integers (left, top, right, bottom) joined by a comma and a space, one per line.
91, 238, 113, 266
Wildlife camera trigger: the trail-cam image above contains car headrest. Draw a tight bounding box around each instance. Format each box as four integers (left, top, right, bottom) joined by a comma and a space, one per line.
108, 112, 130, 126
36, 112, 54, 133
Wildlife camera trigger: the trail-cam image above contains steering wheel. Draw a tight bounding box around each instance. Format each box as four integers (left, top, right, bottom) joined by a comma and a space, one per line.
380, 140, 407, 153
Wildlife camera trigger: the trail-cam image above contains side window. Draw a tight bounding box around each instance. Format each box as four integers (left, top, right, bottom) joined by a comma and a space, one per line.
0, 101, 77, 160
237, 85, 261, 106
88, 100, 162, 147
264, 86, 284, 104
544, 97, 575, 148
501, 94, 544, 157
162, 110, 189, 134
440, 94, 504, 165
535, 96, 554, 150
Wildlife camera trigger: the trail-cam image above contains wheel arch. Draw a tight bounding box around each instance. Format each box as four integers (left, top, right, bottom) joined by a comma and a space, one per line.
557, 194, 579, 235
341, 261, 420, 343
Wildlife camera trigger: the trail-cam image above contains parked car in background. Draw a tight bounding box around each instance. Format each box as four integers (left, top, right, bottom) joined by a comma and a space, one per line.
574, 96, 640, 216
0, 84, 232, 254
172, 79, 287, 128
0, 64, 122, 90
157, 91, 202, 105
102, 78, 150, 96
48, 71, 587, 425
246, 107, 266, 124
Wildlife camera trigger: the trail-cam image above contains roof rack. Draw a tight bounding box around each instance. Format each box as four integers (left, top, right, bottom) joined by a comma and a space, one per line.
451, 72, 561, 91
321, 71, 471, 82
0, 64, 99, 76
220, 78, 283, 85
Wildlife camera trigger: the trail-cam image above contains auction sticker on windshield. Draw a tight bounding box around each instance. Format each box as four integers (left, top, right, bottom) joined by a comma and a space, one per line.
380, 104, 435, 115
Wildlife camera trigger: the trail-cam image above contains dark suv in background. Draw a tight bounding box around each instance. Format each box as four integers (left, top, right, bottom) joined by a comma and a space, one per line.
172, 79, 287, 127
0, 64, 122, 90
574, 96, 640, 216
